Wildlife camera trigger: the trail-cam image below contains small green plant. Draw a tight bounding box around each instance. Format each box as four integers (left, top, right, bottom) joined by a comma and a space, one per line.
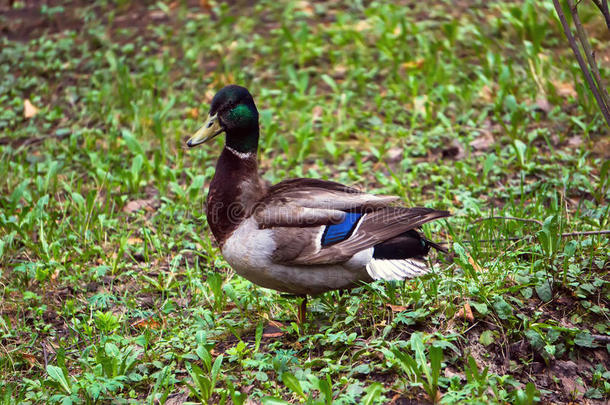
184, 344, 224, 403
390, 333, 443, 403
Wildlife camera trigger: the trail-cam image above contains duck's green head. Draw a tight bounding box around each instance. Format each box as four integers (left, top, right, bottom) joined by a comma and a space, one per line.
187, 85, 259, 153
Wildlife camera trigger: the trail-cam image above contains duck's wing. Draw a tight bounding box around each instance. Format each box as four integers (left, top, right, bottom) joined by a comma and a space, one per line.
253, 178, 398, 227
275, 206, 449, 265
252, 179, 449, 266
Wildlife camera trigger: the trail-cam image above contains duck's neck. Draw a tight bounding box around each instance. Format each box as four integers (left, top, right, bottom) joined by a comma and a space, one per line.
206, 146, 265, 247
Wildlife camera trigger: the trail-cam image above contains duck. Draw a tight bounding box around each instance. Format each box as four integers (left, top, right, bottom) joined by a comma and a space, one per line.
187, 85, 449, 322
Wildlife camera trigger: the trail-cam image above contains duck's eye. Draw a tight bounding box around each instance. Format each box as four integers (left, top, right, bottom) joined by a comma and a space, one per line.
207, 121, 213, 128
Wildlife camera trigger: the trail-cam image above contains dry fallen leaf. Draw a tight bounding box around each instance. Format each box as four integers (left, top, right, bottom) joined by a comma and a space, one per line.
353, 19, 371, 32
123, 198, 158, 213
295, 0, 314, 16
263, 331, 285, 338
263, 320, 286, 338
386, 303, 408, 312
478, 84, 494, 103
204, 89, 216, 103
311, 105, 324, 122
424, 390, 443, 404
20, 352, 38, 368
389, 394, 402, 403
469, 133, 494, 151
463, 302, 474, 322
552, 80, 577, 98
268, 320, 285, 328
164, 390, 190, 405
333, 64, 347, 78
567, 135, 583, 148
401, 59, 424, 70
50, 268, 60, 281
533, 96, 552, 114
131, 316, 162, 329
385, 147, 403, 162
467, 254, 482, 272
412, 95, 428, 117
127, 237, 143, 245
149, 10, 166, 20
24, 99, 39, 119
455, 302, 474, 322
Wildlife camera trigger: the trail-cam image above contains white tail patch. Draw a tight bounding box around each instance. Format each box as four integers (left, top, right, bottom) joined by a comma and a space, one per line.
366, 258, 431, 281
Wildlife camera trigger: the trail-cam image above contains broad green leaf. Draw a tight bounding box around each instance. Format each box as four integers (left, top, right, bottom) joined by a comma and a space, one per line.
105, 342, 119, 357
318, 374, 333, 405
513, 139, 527, 166
210, 354, 224, 386
535, 280, 552, 302
574, 332, 598, 348
492, 297, 513, 320
254, 321, 263, 353
187, 175, 206, 200
46, 365, 71, 394
479, 330, 495, 346
121, 129, 145, 156
281, 372, 304, 398
196, 345, 212, 371
361, 382, 382, 405
320, 74, 338, 92
524, 329, 544, 350
563, 240, 577, 257
410, 333, 431, 383
470, 302, 488, 316
483, 153, 497, 179
429, 345, 442, 388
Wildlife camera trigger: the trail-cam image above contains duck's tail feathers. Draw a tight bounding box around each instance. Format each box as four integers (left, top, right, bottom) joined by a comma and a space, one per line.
365, 258, 431, 281
425, 238, 449, 254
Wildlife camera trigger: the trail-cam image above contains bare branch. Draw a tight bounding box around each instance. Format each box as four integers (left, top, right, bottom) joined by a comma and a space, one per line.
592, 334, 610, 343
591, 0, 610, 29
552, 0, 610, 127
568, 0, 610, 114
473, 216, 543, 226
559, 230, 610, 237
436, 230, 610, 245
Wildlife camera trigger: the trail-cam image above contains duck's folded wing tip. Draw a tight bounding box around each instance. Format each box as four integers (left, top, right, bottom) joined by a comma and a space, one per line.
366, 258, 432, 280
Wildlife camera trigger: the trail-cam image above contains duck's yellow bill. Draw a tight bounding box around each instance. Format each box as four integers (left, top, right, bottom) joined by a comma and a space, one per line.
186, 113, 224, 147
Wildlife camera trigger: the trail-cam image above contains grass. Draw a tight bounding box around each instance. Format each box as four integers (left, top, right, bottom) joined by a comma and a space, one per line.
0, 0, 608, 403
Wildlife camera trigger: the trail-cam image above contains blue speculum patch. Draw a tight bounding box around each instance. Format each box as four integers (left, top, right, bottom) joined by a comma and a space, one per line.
321, 212, 363, 246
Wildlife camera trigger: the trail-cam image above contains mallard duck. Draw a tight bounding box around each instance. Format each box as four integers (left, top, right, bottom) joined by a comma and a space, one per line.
187, 85, 449, 322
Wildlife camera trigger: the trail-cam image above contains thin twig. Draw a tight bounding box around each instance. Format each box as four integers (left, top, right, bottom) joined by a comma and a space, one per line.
553, 0, 610, 127
42, 341, 48, 369
592, 334, 610, 343
568, 0, 610, 111
436, 229, 610, 245
473, 216, 543, 226
559, 229, 610, 237
0, 132, 71, 149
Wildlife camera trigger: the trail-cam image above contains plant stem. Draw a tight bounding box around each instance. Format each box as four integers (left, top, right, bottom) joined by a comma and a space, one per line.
567, 0, 610, 112
591, 0, 610, 29
552, 0, 610, 127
